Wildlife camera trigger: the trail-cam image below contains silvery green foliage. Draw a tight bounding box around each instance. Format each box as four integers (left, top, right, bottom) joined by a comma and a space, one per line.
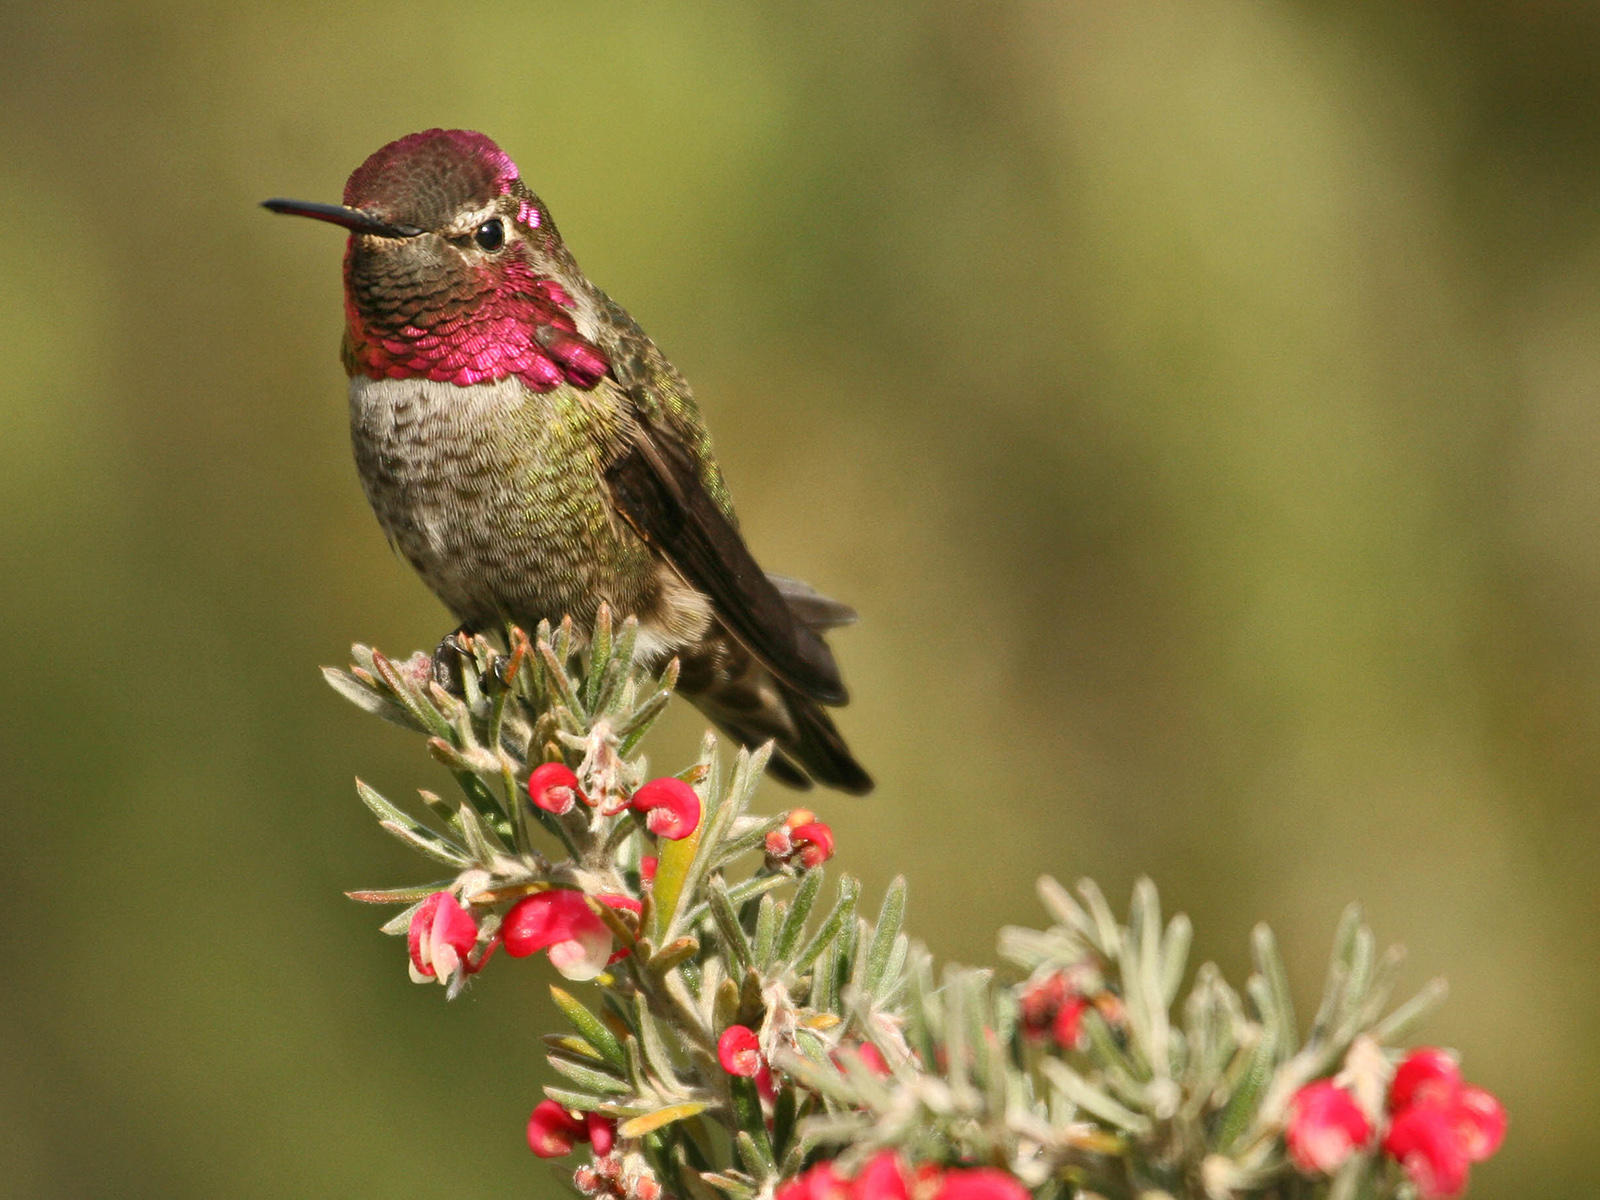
330, 618, 1453, 1199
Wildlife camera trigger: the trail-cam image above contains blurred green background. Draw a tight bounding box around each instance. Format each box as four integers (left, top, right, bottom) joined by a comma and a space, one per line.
3, 2, 1594, 1195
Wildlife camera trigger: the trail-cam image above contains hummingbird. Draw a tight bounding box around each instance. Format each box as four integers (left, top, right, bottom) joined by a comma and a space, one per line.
265, 129, 871, 793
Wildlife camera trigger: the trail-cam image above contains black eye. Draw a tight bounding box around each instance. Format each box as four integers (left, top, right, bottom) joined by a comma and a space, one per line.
474, 218, 505, 251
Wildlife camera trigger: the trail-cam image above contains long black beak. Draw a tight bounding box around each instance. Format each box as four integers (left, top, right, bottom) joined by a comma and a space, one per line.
261, 198, 423, 239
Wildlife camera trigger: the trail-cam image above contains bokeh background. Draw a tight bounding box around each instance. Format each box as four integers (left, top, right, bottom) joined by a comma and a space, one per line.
4, 3, 1595, 1195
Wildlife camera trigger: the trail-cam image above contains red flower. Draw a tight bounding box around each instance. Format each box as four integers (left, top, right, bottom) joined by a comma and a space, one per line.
407, 891, 480, 984
789, 820, 835, 869
717, 1024, 763, 1077
774, 1163, 848, 1200
503, 889, 613, 980
933, 1167, 1030, 1200
631, 777, 701, 840
639, 856, 658, 886
1384, 1105, 1470, 1198
1389, 1047, 1461, 1113
853, 1152, 909, 1200
526, 1099, 585, 1157
1285, 1080, 1372, 1174
526, 1100, 617, 1160
766, 809, 836, 870
1019, 970, 1099, 1051
528, 762, 584, 815
1380, 1048, 1507, 1197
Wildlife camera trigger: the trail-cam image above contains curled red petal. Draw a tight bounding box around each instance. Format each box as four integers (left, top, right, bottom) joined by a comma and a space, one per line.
528, 762, 582, 815
717, 1024, 762, 1077
631, 777, 701, 840
527, 1099, 584, 1157
503, 889, 603, 957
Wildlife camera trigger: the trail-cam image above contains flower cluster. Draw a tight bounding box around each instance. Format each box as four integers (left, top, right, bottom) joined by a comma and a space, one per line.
777, 1154, 1029, 1200
397, 753, 701, 985
1285, 1048, 1505, 1197
528, 1100, 616, 1158
765, 808, 836, 871
334, 622, 1509, 1200
1382, 1049, 1506, 1198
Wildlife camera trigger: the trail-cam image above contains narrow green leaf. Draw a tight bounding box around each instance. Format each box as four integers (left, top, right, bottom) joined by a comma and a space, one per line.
633, 993, 683, 1088
1077, 877, 1122, 957
584, 603, 613, 710
706, 879, 754, 973
792, 880, 857, 977
1373, 978, 1448, 1044
541, 1088, 652, 1118
545, 1052, 631, 1096
1215, 1030, 1277, 1151
860, 876, 907, 998
1160, 913, 1193, 1006
753, 893, 779, 971
323, 667, 424, 731
733, 1123, 776, 1179
537, 639, 588, 722
775, 870, 822, 962
550, 986, 627, 1071
346, 883, 448, 905
617, 688, 672, 756
377, 818, 471, 867
1252, 923, 1298, 1062
1042, 1060, 1151, 1135
646, 936, 701, 975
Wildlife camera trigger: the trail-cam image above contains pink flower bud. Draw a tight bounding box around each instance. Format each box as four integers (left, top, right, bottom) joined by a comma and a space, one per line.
933, 1167, 1030, 1200
717, 1024, 762, 1077
631, 777, 700, 840
407, 891, 479, 984
527, 1099, 585, 1157
1383, 1104, 1471, 1198
1389, 1047, 1462, 1113
1285, 1080, 1372, 1175
640, 856, 658, 886
503, 889, 614, 980
528, 762, 583, 815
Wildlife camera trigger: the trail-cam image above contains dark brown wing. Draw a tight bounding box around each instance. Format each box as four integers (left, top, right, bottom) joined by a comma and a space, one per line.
603, 422, 849, 706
